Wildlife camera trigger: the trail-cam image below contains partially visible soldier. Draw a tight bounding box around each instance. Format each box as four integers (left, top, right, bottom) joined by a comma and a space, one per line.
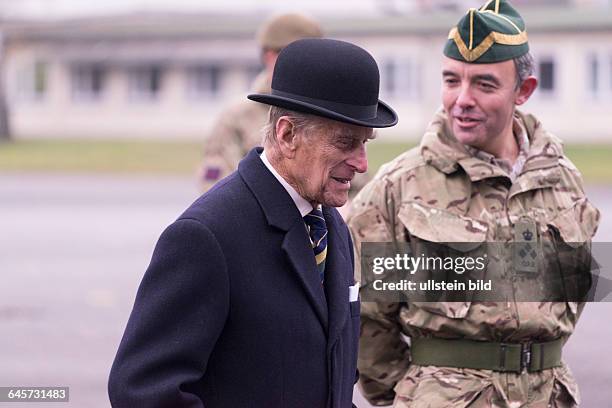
198, 13, 323, 191
347, 1, 600, 407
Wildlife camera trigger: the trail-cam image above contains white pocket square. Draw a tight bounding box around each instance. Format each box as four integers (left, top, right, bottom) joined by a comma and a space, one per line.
349, 283, 360, 302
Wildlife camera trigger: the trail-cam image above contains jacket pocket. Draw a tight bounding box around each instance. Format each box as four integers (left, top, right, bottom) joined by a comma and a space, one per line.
397, 202, 488, 319
546, 198, 600, 312
549, 365, 580, 407
393, 365, 495, 408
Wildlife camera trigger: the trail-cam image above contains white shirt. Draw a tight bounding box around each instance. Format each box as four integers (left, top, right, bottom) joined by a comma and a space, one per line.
260, 150, 313, 217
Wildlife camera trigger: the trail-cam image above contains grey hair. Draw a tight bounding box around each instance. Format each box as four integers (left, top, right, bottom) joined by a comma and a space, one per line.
262, 106, 326, 146
513, 52, 535, 89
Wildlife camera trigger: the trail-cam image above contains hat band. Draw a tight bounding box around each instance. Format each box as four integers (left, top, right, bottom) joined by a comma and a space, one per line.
447, 26, 528, 62
271, 89, 378, 120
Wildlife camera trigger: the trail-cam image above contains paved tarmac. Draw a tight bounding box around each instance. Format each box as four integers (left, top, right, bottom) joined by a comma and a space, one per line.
0, 173, 610, 407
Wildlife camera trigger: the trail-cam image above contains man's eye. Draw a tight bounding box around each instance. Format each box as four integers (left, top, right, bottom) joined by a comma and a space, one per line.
479, 82, 495, 90
337, 139, 354, 148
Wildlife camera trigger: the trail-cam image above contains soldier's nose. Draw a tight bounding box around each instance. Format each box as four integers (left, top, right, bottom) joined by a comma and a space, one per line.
456, 86, 476, 108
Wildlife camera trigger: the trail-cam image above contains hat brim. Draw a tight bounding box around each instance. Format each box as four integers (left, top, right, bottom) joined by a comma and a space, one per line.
247, 93, 398, 128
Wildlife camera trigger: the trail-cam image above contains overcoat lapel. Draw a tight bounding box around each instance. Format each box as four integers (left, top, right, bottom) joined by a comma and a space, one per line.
323, 207, 350, 347
239, 147, 328, 332
282, 225, 329, 331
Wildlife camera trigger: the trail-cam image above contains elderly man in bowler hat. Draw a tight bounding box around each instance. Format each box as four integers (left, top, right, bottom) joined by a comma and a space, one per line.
348, 0, 599, 407
198, 13, 323, 192
108, 38, 398, 407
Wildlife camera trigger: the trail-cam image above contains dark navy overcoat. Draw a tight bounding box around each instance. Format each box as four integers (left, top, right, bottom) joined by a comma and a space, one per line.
108, 147, 360, 407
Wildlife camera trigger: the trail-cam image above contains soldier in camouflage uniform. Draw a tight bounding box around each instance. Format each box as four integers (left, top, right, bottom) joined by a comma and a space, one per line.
347, 1, 600, 407
198, 13, 323, 191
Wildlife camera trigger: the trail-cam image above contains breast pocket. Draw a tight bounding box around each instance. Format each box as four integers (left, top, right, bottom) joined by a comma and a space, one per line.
396, 202, 488, 319
546, 198, 599, 313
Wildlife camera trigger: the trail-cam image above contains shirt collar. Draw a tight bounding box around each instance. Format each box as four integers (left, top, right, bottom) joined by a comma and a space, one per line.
260, 150, 314, 218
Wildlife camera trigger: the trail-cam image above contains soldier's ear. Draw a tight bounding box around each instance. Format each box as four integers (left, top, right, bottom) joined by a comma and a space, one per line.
515, 76, 537, 106
275, 116, 298, 158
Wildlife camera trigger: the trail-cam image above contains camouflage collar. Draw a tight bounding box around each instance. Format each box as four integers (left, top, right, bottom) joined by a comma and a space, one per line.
420, 109, 562, 183
465, 117, 529, 181
420, 110, 471, 175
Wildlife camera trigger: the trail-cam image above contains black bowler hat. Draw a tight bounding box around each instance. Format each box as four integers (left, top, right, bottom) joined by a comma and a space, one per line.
248, 38, 398, 128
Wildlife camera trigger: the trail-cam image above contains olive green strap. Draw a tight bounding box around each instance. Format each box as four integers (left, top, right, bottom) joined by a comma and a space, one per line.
411, 337, 563, 373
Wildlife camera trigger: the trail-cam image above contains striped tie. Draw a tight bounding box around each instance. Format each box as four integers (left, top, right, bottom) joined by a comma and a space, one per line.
304, 208, 327, 283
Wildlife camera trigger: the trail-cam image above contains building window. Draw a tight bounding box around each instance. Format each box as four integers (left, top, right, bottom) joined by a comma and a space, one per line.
15, 61, 47, 101
609, 54, 612, 92
185, 66, 220, 100
384, 61, 396, 96
588, 54, 599, 95
71, 64, 105, 102
128, 66, 163, 101
537, 59, 555, 93
382, 57, 420, 100
245, 64, 262, 89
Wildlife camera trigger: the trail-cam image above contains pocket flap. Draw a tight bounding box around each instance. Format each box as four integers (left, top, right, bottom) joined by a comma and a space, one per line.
548, 198, 600, 247
398, 202, 487, 249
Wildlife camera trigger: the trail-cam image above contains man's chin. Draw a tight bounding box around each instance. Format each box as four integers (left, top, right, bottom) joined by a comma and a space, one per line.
321, 192, 349, 208
453, 127, 482, 147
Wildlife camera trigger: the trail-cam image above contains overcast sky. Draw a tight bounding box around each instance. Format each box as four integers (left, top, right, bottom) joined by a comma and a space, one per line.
0, 0, 401, 19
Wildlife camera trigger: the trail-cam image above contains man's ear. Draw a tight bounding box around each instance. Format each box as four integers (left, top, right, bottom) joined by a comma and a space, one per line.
515, 76, 538, 106
275, 116, 298, 159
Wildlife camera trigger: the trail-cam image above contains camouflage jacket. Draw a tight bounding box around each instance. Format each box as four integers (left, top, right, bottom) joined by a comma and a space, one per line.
347, 110, 600, 407
198, 72, 271, 192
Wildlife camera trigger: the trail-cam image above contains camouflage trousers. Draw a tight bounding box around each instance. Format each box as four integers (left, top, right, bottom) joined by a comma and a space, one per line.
392, 363, 579, 408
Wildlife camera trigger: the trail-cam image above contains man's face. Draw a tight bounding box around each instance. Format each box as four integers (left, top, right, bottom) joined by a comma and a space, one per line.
441, 56, 520, 152
291, 120, 371, 208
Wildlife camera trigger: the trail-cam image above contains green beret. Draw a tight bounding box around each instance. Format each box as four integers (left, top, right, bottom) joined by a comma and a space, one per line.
443, 0, 529, 63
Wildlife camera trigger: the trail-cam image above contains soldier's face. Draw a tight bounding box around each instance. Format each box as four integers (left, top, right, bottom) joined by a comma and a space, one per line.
441, 57, 520, 153
293, 120, 371, 208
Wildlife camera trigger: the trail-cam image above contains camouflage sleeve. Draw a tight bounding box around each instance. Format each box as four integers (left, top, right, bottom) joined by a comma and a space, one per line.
346, 177, 411, 406
348, 171, 371, 199
198, 110, 246, 192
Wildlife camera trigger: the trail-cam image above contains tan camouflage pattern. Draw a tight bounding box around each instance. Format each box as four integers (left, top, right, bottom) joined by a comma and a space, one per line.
466, 117, 530, 182
257, 13, 324, 51
198, 71, 370, 197
347, 109, 600, 407
198, 72, 271, 192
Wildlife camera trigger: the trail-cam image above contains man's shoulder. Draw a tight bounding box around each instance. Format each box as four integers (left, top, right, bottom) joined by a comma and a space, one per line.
181, 172, 253, 226
524, 112, 587, 185
349, 145, 439, 220
373, 145, 428, 184
368, 144, 454, 199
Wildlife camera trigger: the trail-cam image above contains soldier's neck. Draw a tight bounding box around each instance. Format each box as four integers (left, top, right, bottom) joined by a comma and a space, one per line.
481, 127, 519, 165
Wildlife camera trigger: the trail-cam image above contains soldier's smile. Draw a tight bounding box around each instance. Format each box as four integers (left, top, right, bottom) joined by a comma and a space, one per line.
454, 114, 485, 129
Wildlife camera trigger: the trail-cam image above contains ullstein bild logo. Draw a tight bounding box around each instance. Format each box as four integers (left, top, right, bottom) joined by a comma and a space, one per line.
370, 278, 492, 292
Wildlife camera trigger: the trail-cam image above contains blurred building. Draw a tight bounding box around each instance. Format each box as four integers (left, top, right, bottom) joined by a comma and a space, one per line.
1, 6, 611, 141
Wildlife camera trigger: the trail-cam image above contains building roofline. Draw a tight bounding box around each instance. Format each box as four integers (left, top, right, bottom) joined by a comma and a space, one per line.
2, 7, 612, 43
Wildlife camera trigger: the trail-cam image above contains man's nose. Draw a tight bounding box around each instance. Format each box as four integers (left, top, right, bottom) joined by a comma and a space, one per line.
347, 144, 368, 174
455, 85, 476, 109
